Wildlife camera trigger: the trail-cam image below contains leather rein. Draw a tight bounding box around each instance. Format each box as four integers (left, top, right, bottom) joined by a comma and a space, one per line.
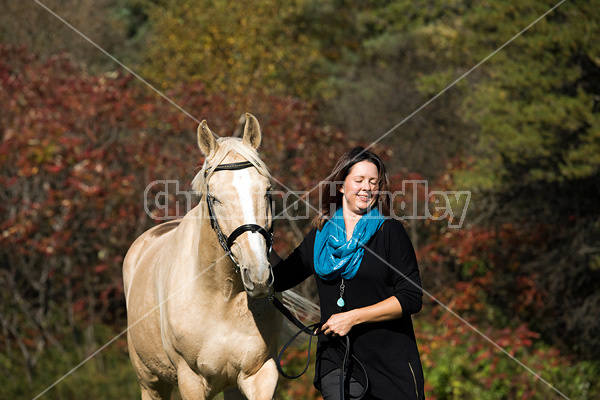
204, 161, 273, 271
269, 295, 369, 400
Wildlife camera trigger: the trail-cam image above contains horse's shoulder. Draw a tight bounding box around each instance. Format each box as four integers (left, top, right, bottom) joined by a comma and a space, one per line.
125, 220, 181, 270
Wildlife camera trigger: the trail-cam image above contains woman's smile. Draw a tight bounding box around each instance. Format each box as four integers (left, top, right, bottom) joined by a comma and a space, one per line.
356, 193, 371, 205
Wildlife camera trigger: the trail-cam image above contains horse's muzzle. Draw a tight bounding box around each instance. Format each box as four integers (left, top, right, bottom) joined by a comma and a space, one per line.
241, 266, 274, 298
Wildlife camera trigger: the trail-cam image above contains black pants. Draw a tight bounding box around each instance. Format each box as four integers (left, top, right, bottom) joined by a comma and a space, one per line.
320, 369, 382, 400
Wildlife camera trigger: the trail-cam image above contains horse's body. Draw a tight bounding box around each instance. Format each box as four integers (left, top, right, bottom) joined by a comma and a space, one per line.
123, 115, 282, 400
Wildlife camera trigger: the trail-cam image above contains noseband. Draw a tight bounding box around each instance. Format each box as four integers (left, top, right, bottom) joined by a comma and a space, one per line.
204, 161, 273, 271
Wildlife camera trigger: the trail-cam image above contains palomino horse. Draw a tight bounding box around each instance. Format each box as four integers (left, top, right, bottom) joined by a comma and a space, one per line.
123, 114, 282, 400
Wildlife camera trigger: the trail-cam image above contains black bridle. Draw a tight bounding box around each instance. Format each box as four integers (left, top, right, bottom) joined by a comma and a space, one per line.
204, 161, 274, 271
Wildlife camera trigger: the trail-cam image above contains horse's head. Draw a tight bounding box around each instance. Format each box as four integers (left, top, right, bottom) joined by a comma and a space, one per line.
194, 114, 274, 298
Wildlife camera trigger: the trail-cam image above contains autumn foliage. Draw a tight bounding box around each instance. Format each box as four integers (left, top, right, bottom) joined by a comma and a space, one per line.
0, 45, 355, 395
2, 30, 599, 399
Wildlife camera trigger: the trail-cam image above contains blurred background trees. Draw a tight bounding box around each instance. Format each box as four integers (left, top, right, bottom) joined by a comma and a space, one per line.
1, 0, 599, 398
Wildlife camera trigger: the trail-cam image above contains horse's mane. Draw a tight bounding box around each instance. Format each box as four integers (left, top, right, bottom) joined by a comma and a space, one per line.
191, 137, 271, 197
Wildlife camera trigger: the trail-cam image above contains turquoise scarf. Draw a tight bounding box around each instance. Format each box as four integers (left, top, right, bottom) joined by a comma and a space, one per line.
314, 207, 385, 281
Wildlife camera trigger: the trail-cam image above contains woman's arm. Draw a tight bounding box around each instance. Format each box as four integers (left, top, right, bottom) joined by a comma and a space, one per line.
317, 296, 402, 336
272, 229, 315, 292
388, 220, 423, 316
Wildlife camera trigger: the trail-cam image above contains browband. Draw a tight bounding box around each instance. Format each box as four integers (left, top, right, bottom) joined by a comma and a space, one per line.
204, 161, 254, 177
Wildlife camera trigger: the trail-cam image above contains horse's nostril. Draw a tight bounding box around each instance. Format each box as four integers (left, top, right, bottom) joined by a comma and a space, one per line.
241, 268, 255, 291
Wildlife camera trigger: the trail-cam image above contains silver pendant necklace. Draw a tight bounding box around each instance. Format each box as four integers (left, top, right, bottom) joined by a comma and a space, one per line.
336, 220, 347, 308
337, 279, 345, 307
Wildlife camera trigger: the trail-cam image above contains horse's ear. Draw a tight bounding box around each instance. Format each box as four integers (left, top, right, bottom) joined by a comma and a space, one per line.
197, 120, 218, 157
242, 113, 261, 149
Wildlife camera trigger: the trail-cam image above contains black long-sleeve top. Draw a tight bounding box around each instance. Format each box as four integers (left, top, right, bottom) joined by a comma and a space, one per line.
273, 219, 425, 399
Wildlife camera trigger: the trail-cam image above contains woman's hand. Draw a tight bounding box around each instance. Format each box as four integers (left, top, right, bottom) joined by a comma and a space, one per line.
316, 297, 404, 337
317, 310, 359, 337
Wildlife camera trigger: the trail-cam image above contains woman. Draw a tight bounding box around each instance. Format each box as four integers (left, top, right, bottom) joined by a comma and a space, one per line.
273, 146, 425, 399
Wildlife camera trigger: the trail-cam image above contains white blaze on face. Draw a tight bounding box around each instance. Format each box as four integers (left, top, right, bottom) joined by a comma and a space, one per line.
231, 169, 268, 267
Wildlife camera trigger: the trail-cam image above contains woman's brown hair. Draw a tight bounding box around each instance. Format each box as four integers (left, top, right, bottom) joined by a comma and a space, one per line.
313, 146, 391, 230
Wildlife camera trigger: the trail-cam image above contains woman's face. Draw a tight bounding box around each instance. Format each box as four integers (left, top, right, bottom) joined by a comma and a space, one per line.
340, 160, 379, 215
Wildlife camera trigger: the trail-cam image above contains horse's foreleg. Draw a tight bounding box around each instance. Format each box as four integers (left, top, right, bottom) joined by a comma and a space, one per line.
128, 335, 174, 400
177, 362, 211, 400
237, 358, 279, 400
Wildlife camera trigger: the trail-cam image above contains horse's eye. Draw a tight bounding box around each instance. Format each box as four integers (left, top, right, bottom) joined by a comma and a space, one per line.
211, 196, 222, 204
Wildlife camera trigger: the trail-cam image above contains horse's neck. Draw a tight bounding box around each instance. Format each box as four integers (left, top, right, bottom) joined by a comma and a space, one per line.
182, 202, 244, 295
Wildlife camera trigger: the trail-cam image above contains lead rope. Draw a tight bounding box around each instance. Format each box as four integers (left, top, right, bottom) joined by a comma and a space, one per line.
270, 296, 369, 400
